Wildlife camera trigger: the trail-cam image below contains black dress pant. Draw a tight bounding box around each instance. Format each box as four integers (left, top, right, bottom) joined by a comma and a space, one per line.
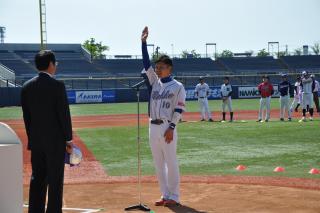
28, 147, 65, 213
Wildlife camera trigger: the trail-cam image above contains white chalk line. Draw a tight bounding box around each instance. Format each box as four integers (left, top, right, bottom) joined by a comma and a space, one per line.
23, 204, 103, 213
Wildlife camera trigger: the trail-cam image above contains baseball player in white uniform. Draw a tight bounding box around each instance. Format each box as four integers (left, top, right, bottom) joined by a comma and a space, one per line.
195, 77, 213, 122
141, 27, 186, 207
220, 77, 233, 122
290, 76, 302, 113
311, 74, 320, 114
299, 71, 314, 122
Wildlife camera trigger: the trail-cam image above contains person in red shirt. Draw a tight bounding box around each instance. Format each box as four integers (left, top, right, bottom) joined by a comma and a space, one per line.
257, 75, 274, 122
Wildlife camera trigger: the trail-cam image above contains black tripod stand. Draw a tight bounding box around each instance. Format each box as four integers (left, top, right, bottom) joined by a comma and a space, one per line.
125, 80, 150, 212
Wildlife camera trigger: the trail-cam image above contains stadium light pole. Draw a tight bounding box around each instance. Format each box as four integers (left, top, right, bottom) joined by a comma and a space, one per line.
268, 42, 279, 58
171, 43, 174, 58
206, 43, 217, 59
155, 46, 160, 58
0, 26, 5, 44
39, 0, 47, 50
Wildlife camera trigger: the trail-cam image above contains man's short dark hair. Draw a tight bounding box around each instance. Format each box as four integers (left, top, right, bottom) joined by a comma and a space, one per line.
155, 55, 173, 67
224, 76, 229, 80
35, 50, 56, 71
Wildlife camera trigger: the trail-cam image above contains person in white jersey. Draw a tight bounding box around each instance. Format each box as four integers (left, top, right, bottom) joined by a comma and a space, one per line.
290, 76, 302, 113
311, 74, 320, 115
141, 26, 186, 207
195, 77, 213, 122
299, 71, 314, 122
220, 77, 234, 122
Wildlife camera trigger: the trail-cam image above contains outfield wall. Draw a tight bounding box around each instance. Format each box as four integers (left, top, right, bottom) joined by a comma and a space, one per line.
1, 85, 307, 107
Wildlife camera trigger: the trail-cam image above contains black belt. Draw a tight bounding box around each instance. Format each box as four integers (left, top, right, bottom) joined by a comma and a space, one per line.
199, 97, 205, 99
151, 119, 171, 125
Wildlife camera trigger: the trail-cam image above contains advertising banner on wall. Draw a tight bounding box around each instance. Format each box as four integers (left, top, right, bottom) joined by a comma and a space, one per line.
67, 90, 115, 104
238, 85, 279, 99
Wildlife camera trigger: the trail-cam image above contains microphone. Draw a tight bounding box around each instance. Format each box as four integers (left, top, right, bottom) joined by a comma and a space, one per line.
131, 79, 146, 89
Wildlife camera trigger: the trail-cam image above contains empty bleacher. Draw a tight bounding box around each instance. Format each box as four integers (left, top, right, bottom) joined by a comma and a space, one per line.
280, 55, 320, 71
93, 59, 142, 76
218, 56, 285, 73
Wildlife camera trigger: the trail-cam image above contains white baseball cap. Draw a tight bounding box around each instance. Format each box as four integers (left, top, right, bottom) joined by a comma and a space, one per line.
65, 145, 83, 166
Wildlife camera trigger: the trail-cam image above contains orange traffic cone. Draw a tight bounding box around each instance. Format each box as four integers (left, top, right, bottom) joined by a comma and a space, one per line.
309, 168, 320, 174
236, 165, 247, 171
273, 166, 285, 172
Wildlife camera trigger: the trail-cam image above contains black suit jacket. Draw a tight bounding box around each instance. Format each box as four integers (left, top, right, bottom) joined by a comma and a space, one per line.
21, 72, 73, 151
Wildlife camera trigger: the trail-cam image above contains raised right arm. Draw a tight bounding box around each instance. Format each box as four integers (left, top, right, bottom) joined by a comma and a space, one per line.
141, 26, 157, 86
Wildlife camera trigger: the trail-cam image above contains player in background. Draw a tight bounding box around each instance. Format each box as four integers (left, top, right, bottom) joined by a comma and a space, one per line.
278, 73, 292, 121
195, 77, 213, 122
290, 76, 302, 113
299, 71, 314, 122
220, 77, 233, 122
257, 75, 274, 122
141, 26, 186, 207
311, 74, 320, 115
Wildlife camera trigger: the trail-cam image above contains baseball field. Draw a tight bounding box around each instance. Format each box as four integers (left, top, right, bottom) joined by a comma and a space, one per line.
1, 98, 320, 212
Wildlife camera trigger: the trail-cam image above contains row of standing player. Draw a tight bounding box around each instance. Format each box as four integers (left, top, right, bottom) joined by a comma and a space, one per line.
193, 72, 320, 122
257, 71, 319, 122
194, 76, 233, 122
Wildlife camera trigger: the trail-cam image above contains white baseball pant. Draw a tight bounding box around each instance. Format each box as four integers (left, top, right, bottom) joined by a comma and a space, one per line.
279, 95, 291, 119
198, 98, 212, 119
149, 121, 180, 203
222, 97, 232, 112
302, 93, 313, 109
258, 96, 271, 120
290, 94, 302, 112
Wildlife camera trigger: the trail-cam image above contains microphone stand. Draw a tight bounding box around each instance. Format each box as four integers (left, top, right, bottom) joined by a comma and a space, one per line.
125, 79, 150, 212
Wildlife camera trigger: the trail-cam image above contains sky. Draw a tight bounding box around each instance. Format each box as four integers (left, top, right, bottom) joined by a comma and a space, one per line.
1, 0, 319, 56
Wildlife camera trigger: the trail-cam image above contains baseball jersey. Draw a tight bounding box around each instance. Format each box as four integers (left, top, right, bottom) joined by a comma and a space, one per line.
294, 81, 302, 95
258, 82, 274, 98
142, 67, 186, 121
221, 83, 232, 97
313, 80, 319, 92
301, 77, 313, 94
278, 80, 291, 96
195, 83, 210, 98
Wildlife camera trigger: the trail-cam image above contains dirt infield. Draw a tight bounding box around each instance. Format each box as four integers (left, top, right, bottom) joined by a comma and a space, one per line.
3, 109, 320, 212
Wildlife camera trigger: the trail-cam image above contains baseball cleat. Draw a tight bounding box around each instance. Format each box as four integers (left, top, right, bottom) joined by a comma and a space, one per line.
208, 118, 213, 122
309, 117, 313, 121
221, 120, 226, 123
280, 118, 284, 121
299, 117, 306, 122
265, 119, 269, 122
163, 199, 181, 207
200, 119, 205, 122
256, 119, 262, 122
155, 198, 167, 206
288, 118, 292, 121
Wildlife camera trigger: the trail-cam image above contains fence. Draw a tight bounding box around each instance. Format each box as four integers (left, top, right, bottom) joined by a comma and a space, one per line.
1, 73, 319, 107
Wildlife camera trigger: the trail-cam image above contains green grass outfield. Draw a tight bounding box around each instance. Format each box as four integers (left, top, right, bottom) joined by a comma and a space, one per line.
77, 119, 320, 179
1, 98, 282, 120
1, 98, 319, 179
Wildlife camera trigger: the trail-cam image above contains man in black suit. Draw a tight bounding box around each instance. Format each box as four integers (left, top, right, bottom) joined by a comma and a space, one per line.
21, 50, 73, 213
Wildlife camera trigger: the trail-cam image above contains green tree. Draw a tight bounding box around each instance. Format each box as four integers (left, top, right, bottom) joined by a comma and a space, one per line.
219, 50, 233, 58
278, 51, 289, 57
311, 43, 320, 55
294, 48, 302, 56
181, 49, 201, 58
83, 38, 109, 60
257, 49, 269, 57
